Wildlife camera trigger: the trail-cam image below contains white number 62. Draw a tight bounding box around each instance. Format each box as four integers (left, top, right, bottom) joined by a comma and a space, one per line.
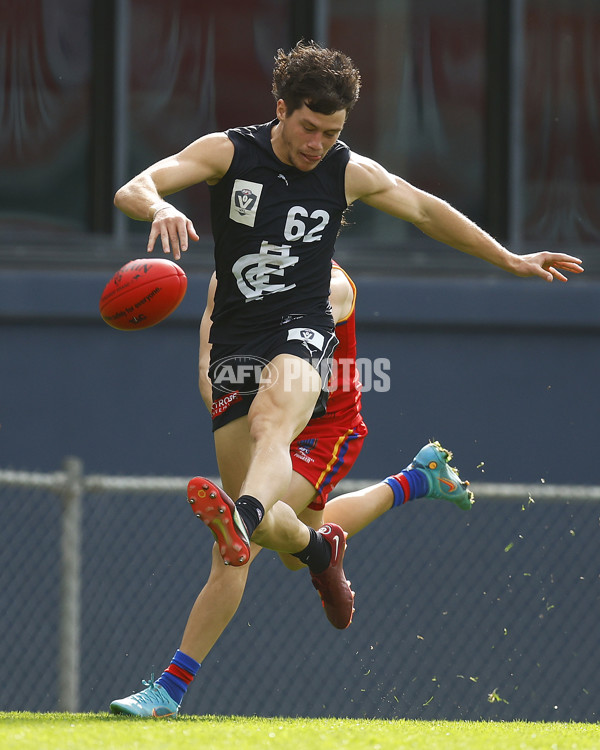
283, 206, 329, 243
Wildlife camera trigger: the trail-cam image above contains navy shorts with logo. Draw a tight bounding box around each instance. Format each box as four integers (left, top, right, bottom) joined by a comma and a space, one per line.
209, 317, 338, 432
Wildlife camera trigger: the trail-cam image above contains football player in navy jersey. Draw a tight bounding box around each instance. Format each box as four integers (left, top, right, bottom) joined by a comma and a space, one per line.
114, 41, 583, 644
110, 263, 474, 718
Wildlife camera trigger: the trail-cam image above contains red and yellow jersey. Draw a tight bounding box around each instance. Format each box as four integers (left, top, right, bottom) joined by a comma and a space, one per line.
318, 261, 362, 426
291, 261, 367, 507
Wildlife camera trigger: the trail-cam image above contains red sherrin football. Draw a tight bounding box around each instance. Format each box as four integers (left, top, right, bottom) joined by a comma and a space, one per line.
100, 258, 187, 330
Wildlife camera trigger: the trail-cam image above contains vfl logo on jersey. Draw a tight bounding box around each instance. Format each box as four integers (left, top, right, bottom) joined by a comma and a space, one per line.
230, 179, 263, 227
287, 327, 325, 351
233, 241, 299, 301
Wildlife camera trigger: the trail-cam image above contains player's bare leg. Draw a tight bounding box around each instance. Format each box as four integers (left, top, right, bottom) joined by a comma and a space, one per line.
322, 442, 474, 538
188, 353, 353, 628
282, 442, 474, 566
324, 483, 395, 537
111, 445, 355, 715
180, 467, 330, 659
241, 353, 322, 512
212, 416, 251, 499
240, 354, 355, 631
179, 541, 261, 663
198, 353, 330, 557
208, 405, 315, 557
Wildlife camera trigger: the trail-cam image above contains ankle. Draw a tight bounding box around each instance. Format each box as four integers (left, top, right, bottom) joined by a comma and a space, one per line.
235, 495, 264, 538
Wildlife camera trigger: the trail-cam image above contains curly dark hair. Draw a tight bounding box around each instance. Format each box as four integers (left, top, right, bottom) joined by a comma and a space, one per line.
272, 40, 361, 116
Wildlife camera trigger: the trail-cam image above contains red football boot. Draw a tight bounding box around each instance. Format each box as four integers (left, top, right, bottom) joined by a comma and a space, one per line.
310, 523, 355, 629
187, 477, 251, 566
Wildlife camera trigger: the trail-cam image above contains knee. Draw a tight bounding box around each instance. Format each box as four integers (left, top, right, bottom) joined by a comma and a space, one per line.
247, 408, 290, 446
247, 410, 272, 443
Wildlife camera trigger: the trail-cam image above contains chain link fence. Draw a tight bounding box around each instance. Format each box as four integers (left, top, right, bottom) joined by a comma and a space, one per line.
1, 459, 599, 721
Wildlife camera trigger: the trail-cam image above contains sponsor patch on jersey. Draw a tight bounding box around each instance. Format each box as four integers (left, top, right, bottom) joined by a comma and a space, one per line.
286, 327, 325, 351
230, 179, 263, 227
211, 390, 243, 419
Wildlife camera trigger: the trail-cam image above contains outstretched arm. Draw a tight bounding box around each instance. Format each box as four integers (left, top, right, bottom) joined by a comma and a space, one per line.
114, 132, 234, 260
346, 154, 584, 282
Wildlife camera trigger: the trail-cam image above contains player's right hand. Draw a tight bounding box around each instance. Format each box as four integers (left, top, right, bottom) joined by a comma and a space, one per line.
147, 205, 199, 260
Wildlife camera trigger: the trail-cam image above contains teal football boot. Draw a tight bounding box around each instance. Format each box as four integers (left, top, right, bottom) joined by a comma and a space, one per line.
408, 441, 474, 510
110, 675, 179, 718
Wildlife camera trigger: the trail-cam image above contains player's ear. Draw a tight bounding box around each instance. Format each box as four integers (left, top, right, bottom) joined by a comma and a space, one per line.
276, 99, 287, 121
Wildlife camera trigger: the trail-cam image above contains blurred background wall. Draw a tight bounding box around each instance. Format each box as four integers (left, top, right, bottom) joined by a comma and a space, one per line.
1, 0, 598, 476
1, 0, 599, 720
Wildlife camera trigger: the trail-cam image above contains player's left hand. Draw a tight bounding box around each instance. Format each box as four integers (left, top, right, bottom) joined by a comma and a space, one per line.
511, 252, 584, 282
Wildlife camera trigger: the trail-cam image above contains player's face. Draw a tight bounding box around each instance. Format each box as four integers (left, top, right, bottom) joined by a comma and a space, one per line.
272, 101, 346, 172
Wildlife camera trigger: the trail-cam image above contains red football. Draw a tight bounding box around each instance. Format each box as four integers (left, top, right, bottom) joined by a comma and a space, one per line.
100, 258, 187, 330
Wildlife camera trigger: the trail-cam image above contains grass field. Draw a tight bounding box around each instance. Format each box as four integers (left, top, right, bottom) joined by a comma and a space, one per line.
1, 713, 600, 750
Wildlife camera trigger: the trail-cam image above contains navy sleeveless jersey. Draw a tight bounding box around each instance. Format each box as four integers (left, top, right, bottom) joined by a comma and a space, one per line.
208, 120, 350, 343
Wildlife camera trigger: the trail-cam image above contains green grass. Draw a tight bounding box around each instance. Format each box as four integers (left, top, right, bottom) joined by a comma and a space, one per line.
1, 713, 599, 750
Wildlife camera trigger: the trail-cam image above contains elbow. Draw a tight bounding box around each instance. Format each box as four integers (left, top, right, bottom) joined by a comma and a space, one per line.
114, 186, 127, 211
